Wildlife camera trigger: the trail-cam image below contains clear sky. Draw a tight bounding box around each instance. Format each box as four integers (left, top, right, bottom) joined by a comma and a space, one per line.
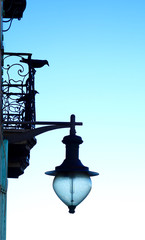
3, 0, 145, 239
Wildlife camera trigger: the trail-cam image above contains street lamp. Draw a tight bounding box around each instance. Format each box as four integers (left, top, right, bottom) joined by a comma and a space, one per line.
4, 113, 99, 214
45, 115, 99, 213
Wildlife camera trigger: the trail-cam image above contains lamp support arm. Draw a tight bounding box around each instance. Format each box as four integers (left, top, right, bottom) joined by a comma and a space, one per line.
3, 115, 83, 144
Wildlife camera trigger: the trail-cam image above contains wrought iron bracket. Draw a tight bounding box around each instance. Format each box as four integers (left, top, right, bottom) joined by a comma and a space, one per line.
3, 118, 83, 144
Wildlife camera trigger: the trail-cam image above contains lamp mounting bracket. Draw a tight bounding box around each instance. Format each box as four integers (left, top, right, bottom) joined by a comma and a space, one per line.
3, 115, 83, 143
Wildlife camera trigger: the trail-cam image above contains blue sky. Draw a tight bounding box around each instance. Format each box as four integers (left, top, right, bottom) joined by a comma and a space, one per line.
3, 0, 145, 239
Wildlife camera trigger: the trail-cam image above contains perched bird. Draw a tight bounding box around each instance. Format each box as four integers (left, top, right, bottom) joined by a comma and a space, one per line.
17, 90, 39, 102
20, 58, 49, 68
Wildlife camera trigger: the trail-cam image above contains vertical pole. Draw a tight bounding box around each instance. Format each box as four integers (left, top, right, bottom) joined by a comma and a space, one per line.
0, 2, 8, 240
0, 0, 3, 126
70, 114, 76, 135
0, 140, 8, 240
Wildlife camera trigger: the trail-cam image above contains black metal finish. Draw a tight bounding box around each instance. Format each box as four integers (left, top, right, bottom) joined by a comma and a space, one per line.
2, 52, 37, 130
3, 121, 82, 144
3, 0, 26, 19
46, 133, 99, 176
45, 115, 99, 177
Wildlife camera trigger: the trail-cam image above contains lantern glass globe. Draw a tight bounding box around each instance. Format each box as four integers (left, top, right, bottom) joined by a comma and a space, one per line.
53, 172, 92, 213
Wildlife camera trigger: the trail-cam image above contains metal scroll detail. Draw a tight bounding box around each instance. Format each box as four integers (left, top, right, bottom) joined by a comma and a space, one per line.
2, 52, 37, 129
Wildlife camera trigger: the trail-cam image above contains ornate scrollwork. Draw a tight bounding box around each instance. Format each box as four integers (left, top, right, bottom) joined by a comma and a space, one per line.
2, 52, 36, 129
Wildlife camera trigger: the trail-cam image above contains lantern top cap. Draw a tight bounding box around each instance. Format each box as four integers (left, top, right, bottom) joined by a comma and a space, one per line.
45, 114, 99, 177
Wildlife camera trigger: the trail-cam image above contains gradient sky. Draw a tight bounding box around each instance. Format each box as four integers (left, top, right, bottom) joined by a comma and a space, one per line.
3, 0, 145, 239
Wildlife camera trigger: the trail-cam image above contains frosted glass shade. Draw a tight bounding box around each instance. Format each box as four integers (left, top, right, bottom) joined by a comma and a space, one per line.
53, 172, 92, 213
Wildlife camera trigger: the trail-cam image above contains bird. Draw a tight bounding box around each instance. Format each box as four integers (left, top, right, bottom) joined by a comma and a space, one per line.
20, 58, 49, 68
17, 90, 39, 102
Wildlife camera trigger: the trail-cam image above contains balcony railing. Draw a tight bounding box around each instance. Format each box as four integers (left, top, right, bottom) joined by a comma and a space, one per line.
2, 52, 37, 129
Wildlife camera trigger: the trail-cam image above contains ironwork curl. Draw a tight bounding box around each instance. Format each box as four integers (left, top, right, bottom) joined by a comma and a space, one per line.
2, 52, 36, 129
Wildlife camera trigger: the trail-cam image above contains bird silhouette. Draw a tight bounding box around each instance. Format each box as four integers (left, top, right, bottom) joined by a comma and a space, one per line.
20, 58, 49, 68
17, 90, 39, 102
